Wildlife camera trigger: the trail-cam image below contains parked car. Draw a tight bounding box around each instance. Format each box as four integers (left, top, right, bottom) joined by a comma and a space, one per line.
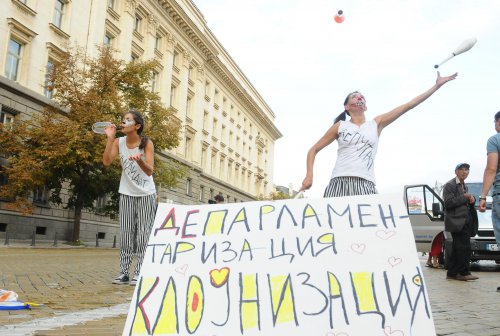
404, 183, 500, 267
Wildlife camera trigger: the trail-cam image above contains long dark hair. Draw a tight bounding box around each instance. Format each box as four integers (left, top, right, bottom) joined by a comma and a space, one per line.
127, 109, 148, 150
333, 91, 359, 124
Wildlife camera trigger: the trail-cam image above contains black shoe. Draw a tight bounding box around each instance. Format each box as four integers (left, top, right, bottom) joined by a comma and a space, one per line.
497, 286, 500, 292
112, 274, 129, 285
446, 275, 457, 280
130, 275, 139, 286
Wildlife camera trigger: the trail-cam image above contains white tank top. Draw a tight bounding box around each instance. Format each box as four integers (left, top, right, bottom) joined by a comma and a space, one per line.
118, 137, 156, 196
330, 119, 379, 183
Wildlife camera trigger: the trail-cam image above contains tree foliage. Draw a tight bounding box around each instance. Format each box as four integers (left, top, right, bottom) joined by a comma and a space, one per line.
258, 190, 293, 200
0, 46, 185, 241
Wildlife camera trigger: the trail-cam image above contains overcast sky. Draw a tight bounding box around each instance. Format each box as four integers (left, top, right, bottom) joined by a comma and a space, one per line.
194, 0, 500, 198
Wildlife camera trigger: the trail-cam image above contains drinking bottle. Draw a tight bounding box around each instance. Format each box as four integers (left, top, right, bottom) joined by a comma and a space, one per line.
92, 122, 112, 134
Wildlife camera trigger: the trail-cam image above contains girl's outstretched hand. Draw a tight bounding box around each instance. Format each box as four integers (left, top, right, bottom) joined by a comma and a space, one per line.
436, 71, 458, 87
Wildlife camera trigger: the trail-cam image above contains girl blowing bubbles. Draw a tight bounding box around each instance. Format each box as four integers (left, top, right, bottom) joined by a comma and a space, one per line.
102, 110, 157, 285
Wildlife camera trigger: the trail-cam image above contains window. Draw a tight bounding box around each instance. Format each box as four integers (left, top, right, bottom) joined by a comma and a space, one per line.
203, 111, 209, 130
33, 185, 49, 204
214, 89, 219, 108
212, 118, 218, 136
134, 15, 142, 32
186, 178, 192, 195
186, 96, 192, 118
199, 186, 204, 202
36, 226, 47, 235
131, 53, 138, 62
219, 157, 225, 179
104, 33, 113, 47
210, 188, 214, 200
155, 34, 162, 50
44, 59, 55, 99
104, 19, 120, 48
6, 18, 37, 84
172, 51, 179, 68
0, 111, 15, 128
170, 84, 177, 108
0, 162, 9, 197
205, 80, 210, 97
221, 125, 226, 143
107, 0, 115, 9
53, 0, 64, 28
211, 152, 217, 173
95, 195, 108, 211
96, 194, 108, 211
184, 136, 192, 161
151, 71, 159, 92
201, 147, 207, 169
5, 39, 22, 81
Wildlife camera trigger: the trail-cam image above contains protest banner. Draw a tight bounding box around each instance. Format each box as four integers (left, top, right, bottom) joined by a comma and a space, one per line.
122, 194, 435, 335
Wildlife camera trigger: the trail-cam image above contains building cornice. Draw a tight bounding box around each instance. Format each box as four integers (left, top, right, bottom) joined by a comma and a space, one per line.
156, 0, 282, 140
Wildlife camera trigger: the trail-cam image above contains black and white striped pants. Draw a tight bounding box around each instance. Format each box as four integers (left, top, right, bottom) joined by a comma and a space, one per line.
118, 193, 157, 277
324, 176, 377, 198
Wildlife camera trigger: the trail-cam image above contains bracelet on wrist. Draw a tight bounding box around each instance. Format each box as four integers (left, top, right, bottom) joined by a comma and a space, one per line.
479, 196, 487, 201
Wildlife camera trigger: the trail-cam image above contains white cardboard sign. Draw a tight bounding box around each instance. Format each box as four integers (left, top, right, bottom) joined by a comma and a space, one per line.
123, 194, 435, 336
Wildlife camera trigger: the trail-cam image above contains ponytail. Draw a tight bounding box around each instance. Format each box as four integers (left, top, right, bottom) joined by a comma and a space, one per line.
334, 110, 350, 124
139, 136, 148, 150
334, 91, 358, 124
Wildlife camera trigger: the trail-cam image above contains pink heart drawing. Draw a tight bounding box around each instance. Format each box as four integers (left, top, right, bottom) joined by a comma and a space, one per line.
376, 230, 396, 240
350, 243, 366, 254
384, 326, 405, 336
175, 264, 188, 276
388, 256, 402, 267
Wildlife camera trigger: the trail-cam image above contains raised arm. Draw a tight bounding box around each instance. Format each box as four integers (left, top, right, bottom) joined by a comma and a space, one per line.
375, 71, 457, 134
102, 124, 119, 166
300, 122, 340, 192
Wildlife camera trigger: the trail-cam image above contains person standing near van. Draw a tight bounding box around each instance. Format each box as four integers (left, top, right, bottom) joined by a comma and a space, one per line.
443, 163, 478, 281
103, 110, 157, 286
478, 111, 500, 292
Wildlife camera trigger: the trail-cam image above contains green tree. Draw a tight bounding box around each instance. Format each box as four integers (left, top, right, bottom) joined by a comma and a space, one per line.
0, 46, 185, 243
258, 190, 293, 200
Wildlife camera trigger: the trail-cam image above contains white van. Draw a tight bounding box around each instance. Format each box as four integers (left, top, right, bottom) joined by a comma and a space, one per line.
404, 183, 500, 266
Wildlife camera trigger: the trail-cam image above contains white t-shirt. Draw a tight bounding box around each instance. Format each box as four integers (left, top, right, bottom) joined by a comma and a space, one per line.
330, 119, 379, 183
118, 137, 156, 196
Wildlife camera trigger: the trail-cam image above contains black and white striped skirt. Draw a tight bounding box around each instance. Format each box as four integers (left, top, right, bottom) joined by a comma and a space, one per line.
323, 176, 377, 198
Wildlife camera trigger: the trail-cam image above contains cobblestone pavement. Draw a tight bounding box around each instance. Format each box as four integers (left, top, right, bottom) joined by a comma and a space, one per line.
0, 246, 499, 335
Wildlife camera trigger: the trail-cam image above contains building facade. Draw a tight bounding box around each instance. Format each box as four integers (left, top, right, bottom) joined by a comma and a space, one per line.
0, 0, 281, 243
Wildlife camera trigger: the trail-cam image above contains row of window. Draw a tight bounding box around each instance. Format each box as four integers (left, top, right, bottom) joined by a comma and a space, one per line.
187, 180, 242, 204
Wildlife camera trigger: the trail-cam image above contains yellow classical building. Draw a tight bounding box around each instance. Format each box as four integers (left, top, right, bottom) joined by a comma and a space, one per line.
0, 0, 281, 243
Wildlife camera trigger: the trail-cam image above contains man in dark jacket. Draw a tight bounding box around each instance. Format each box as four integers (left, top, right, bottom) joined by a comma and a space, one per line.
443, 163, 479, 281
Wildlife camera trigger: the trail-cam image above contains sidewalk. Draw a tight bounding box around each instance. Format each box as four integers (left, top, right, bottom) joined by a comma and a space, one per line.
1, 247, 499, 335
0, 246, 132, 336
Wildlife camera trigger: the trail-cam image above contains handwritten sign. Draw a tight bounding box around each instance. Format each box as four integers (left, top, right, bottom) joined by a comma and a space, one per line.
122, 194, 435, 336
